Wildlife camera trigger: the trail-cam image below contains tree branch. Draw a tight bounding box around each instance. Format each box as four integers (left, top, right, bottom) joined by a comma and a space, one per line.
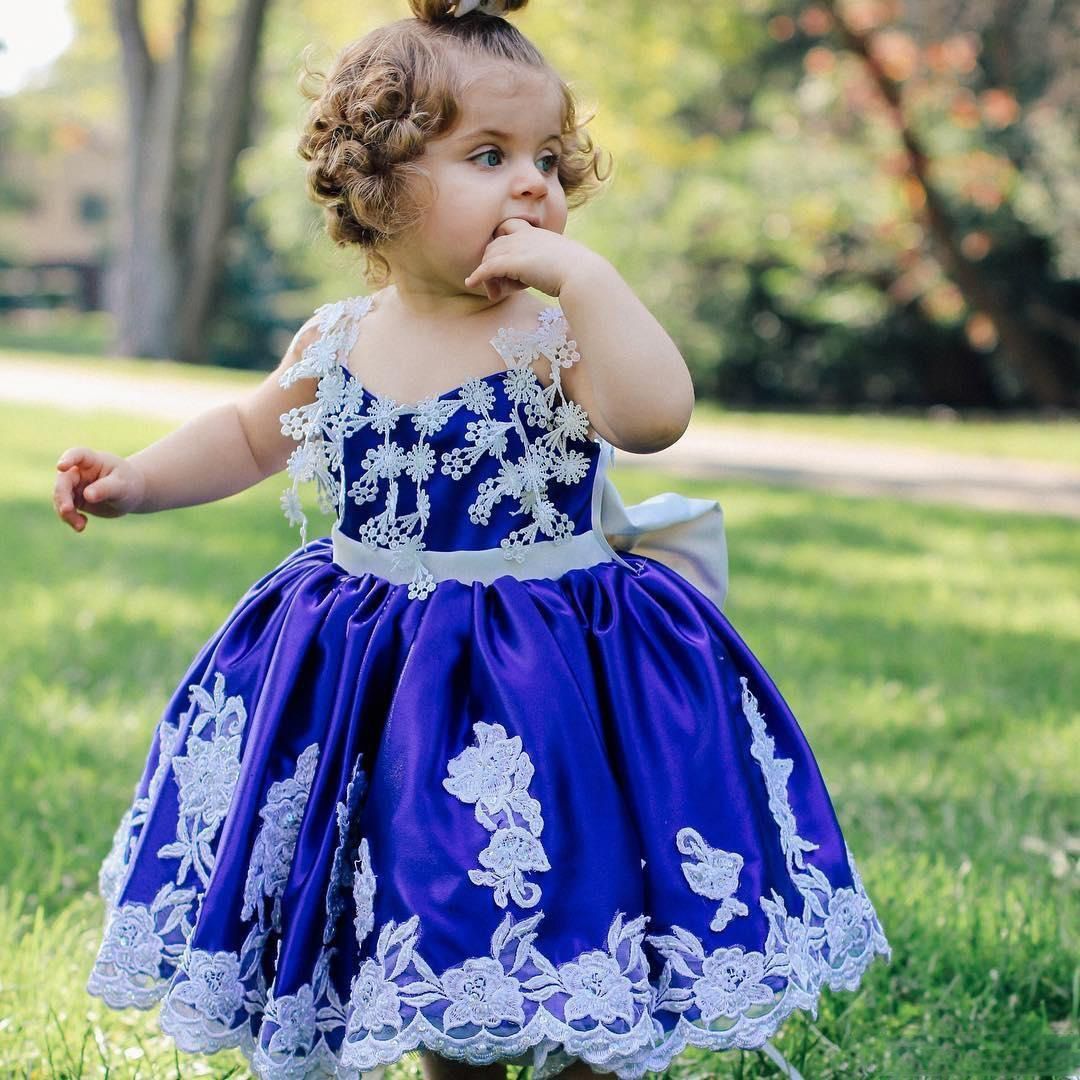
823, 0, 1072, 405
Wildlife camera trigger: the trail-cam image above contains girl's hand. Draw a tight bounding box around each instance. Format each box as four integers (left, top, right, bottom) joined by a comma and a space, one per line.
464, 219, 605, 302
53, 448, 145, 531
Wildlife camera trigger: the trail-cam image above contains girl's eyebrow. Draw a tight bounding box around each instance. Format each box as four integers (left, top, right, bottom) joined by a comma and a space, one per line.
458, 127, 562, 144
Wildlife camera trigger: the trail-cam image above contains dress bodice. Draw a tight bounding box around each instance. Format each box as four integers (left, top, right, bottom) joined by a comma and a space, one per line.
277, 295, 624, 600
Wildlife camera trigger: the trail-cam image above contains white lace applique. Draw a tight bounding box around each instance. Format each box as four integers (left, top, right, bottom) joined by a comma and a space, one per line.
99, 715, 181, 907
88, 895, 189, 1009
91, 668, 889, 1079
279, 299, 593, 601
443, 721, 550, 908
157, 673, 249, 888
88, 672, 249, 1009
622, 675, 891, 1077
241, 742, 320, 932
98, 804, 136, 910
278, 296, 374, 547
675, 827, 749, 932
352, 837, 376, 948
158, 745, 350, 1066
339, 908, 655, 1074
324, 752, 369, 946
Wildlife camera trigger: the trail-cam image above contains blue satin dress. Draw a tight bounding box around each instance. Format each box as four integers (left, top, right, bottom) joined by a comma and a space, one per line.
86, 294, 890, 1079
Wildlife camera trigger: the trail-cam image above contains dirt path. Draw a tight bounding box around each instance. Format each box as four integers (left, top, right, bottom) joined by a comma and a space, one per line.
5, 355, 1077, 518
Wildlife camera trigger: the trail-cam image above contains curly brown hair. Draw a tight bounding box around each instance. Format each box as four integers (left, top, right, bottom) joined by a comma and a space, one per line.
296, 0, 611, 288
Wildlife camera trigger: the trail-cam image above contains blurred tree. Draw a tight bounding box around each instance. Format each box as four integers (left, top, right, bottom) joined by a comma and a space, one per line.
824, 0, 1079, 407
3, 0, 1077, 406
110, 0, 274, 364
207, 193, 310, 368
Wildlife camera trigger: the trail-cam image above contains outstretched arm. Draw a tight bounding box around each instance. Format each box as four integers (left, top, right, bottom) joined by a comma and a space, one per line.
54, 321, 321, 530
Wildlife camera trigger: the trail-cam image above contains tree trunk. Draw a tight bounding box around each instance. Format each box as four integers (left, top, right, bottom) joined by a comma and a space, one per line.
175, 0, 272, 365
107, 0, 271, 364
108, 0, 196, 359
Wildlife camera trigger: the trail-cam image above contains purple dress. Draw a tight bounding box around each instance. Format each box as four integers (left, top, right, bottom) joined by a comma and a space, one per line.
87, 295, 890, 1079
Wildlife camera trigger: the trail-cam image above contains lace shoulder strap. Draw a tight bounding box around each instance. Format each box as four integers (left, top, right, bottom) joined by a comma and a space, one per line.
489, 306, 583, 421
277, 296, 373, 545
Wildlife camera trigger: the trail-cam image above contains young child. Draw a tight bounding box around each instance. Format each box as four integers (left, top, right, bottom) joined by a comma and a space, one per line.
54, 1, 890, 1077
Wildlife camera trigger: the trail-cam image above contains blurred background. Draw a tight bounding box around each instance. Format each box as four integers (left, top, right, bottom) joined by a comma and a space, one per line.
1, 3, 1077, 1078
2, 0, 1077, 411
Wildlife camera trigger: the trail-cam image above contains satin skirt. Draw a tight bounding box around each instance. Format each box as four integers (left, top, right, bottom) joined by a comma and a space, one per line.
87, 539, 889, 1079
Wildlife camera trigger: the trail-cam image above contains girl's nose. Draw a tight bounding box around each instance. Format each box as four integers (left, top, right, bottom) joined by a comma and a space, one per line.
511, 161, 549, 198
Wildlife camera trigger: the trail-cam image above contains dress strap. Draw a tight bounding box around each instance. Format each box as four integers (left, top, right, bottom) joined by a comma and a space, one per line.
277, 297, 373, 545
489, 306, 580, 405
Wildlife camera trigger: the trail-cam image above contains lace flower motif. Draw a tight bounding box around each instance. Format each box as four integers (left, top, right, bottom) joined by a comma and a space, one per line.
88, 664, 890, 1077
352, 837, 376, 949
277, 296, 374, 547
676, 826, 749, 932
443, 721, 550, 908
241, 743, 320, 932
641, 675, 892, 1063
157, 673, 248, 888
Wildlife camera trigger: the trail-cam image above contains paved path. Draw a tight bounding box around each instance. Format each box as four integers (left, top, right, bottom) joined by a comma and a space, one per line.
638, 423, 1080, 518
5, 355, 1077, 518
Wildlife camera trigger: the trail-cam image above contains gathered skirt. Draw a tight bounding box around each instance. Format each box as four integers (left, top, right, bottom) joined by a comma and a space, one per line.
87, 537, 890, 1079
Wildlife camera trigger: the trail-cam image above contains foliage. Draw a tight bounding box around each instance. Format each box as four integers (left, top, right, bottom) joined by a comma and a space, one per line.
0, 0, 1077, 404
204, 195, 314, 369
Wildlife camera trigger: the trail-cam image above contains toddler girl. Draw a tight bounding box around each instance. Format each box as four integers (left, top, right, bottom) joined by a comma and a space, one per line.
54, 2, 890, 1077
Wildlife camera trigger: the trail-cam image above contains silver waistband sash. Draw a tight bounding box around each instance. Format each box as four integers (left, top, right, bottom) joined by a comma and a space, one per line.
330, 524, 619, 587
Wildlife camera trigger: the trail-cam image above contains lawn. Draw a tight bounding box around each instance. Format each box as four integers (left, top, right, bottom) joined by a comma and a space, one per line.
1, 401, 1076, 1078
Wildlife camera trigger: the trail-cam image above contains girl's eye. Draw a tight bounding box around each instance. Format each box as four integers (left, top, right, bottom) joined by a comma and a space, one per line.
471, 149, 561, 173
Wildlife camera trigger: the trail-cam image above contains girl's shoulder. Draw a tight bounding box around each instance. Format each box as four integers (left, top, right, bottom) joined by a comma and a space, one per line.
276, 295, 374, 391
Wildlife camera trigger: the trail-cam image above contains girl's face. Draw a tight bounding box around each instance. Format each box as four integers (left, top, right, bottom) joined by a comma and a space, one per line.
389, 61, 569, 298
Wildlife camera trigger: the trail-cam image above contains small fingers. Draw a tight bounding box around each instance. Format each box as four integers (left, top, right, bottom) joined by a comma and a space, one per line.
56, 447, 92, 471
84, 474, 118, 503
464, 263, 488, 288
53, 468, 87, 531
465, 255, 512, 289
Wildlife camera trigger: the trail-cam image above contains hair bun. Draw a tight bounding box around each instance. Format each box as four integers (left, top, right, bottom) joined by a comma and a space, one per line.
408, 0, 529, 21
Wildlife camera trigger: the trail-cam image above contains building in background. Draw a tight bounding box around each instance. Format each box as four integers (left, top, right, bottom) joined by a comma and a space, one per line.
0, 120, 119, 317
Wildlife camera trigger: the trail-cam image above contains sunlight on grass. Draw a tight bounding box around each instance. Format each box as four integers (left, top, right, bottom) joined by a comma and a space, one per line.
695, 398, 1080, 464
2, 404, 1077, 1077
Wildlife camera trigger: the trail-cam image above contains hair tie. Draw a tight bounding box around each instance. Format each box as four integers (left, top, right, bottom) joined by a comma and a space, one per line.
452, 0, 511, 16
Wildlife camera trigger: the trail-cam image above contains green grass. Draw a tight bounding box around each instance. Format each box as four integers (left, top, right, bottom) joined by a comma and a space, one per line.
693, 399, 1080, 465
5, 346, 1080, 464
1, 401, 1077, 1077
0, 311, 113, 357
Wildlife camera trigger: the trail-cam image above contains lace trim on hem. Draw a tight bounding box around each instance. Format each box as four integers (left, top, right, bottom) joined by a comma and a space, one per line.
86, 938, 888, 1080
86, 668, 891, 1080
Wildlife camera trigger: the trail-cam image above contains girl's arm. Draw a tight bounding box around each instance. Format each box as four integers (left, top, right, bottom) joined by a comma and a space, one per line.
464, 220, 695, 454
54, 322, 321, 530
555, 255, 696, 455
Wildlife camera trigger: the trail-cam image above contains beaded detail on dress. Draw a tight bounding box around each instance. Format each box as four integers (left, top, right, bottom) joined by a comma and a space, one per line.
278, 297, 594, 600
